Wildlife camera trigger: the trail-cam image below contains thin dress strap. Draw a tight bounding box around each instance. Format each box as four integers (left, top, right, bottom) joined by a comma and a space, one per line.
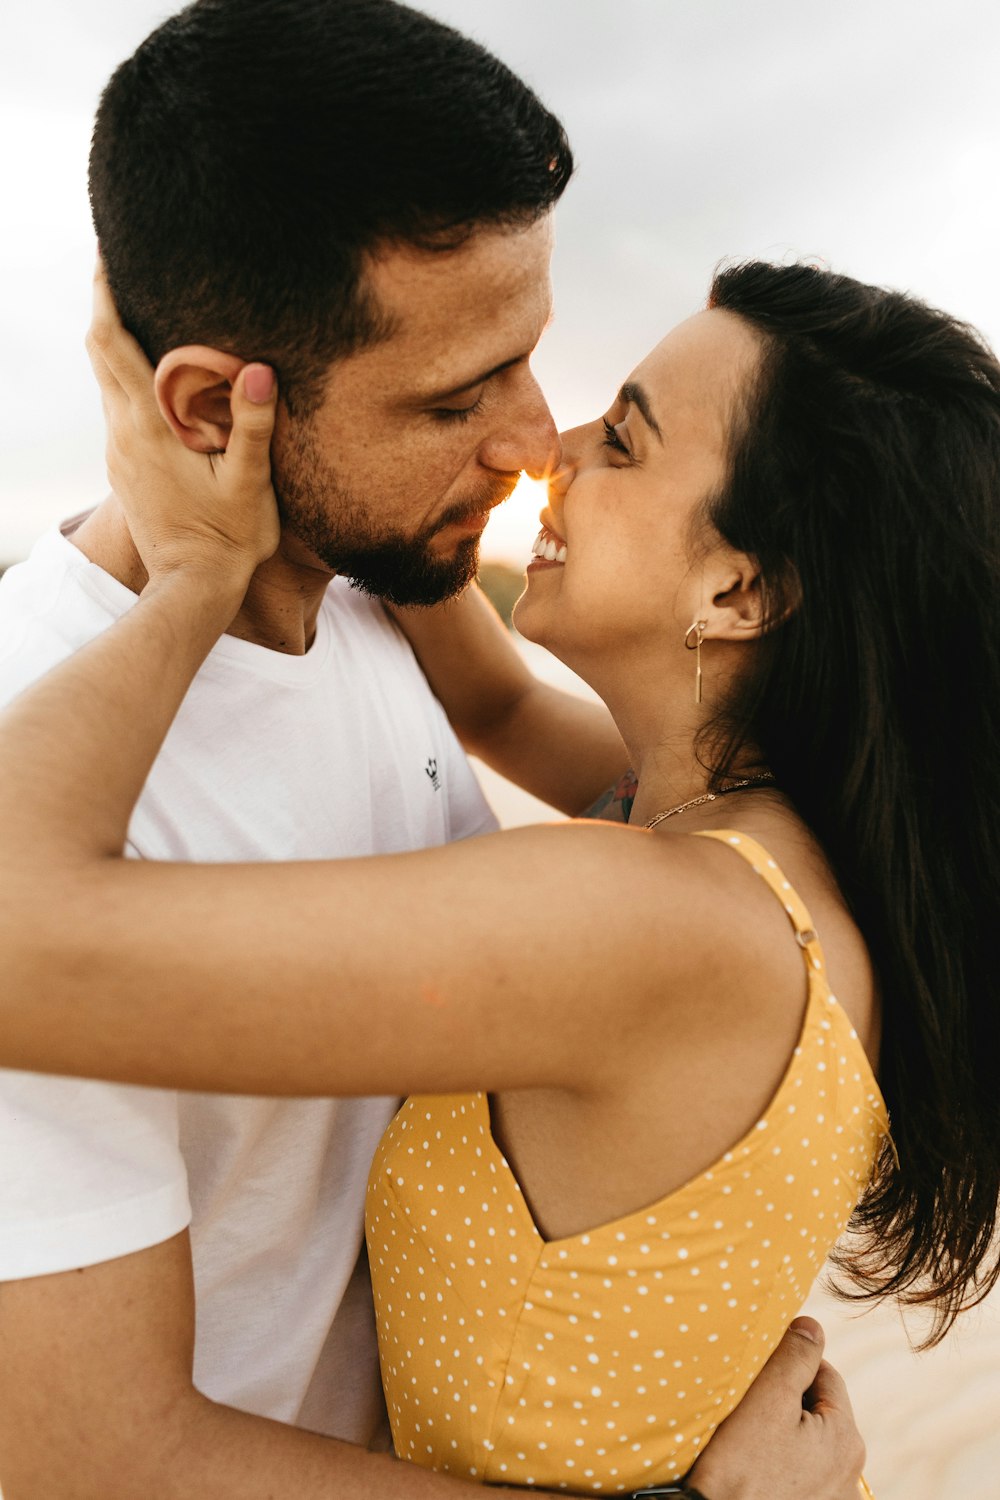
694, 830, 885, 1500
691, 829, 828, 978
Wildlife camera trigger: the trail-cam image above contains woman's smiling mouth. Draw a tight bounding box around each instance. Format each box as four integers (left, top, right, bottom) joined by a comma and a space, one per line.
528, 526, 567, 570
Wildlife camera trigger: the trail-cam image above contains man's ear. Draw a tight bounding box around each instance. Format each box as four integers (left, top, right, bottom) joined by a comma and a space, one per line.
705, 552, 800, 642
154, 347, 247, 452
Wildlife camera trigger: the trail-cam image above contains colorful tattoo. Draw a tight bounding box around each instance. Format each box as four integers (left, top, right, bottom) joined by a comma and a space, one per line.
613, 768, 638, 823
582, 768, 638, 824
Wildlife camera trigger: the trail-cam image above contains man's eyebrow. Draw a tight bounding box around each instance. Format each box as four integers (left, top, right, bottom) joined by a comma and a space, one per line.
416, 353, 526, 406
619, 380, 663, 441
415, 311, 554, 406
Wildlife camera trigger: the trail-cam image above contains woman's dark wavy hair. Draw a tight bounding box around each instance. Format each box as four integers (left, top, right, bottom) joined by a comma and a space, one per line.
701, 261, 1000, 1345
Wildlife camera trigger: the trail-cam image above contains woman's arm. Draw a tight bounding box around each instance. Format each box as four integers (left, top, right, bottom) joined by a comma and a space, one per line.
0, 287, 717, 1099
0, 276, 783, 1104
387, 589, 629, 816
0, 545, 696, 1099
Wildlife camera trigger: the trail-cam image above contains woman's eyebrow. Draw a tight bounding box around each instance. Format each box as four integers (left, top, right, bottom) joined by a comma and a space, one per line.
619, 380, 663, 441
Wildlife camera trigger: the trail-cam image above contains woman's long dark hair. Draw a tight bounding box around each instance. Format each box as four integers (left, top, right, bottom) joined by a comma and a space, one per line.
703, 261, 1000, 1345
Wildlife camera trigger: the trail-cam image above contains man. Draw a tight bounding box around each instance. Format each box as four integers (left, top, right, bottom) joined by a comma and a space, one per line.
0, 2, 865, 1496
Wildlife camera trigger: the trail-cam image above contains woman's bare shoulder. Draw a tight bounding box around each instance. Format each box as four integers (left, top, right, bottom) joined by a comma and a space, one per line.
482, 815, 813, 1017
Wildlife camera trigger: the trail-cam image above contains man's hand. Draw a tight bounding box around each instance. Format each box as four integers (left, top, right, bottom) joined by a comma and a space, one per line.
685, 1318, 867, 1500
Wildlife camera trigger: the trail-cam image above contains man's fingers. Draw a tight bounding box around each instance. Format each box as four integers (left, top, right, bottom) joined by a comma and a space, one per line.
804, 1359, 867, 1491
686, 1318, 869, 1500
752, 1317, 826, 1404
804, 1355, 854, 1421
789, 1315, 824, 1349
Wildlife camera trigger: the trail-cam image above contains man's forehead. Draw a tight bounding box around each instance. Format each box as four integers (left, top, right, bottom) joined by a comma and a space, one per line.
356, 219, 554, 392
366, 215, 554, 307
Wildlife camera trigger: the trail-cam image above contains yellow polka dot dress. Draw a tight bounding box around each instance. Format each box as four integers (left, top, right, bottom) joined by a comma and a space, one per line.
366, 832, 888, 1493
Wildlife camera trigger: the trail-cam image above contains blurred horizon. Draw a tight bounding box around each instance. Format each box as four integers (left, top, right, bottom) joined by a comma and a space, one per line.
4, 0, 1000, 566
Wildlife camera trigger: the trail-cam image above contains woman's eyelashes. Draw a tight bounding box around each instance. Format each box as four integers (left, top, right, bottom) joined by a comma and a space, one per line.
602, 417, 633, 459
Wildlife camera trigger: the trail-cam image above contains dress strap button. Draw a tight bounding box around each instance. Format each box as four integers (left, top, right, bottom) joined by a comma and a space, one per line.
795, 928, 818, 948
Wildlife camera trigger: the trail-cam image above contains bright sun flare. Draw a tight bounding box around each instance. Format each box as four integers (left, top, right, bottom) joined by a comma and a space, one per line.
480, 473, 550, 565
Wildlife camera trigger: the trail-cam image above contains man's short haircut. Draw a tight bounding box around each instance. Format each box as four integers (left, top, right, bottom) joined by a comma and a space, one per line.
89, 0, 573, 413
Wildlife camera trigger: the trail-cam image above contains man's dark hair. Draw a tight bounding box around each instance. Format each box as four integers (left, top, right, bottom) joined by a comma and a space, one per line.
89, 0, 572, 413
701, 261, 1000, 1345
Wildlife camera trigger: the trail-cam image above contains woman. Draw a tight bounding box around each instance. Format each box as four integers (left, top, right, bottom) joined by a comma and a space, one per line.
1, 260, 998, 1495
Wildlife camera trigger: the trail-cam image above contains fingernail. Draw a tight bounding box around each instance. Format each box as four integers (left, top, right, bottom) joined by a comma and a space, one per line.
244, 364, 275, 403
790, 1317, 822, 1344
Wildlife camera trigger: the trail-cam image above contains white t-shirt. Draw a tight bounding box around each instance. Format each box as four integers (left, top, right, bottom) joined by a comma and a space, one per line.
0, 525, 497, 1442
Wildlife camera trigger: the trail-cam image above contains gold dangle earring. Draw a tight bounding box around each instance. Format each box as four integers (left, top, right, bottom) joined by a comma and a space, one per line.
684, 619, 708, 703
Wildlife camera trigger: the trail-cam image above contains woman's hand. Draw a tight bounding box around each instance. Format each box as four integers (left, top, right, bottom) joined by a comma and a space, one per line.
86, 263, 281, 589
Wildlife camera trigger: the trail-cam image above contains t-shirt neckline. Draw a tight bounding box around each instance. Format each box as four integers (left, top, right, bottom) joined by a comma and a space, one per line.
47, 523, 334, 685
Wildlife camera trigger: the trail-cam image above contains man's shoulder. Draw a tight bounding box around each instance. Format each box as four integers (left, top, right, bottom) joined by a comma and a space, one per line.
0, 527, 124, 624
0, 530, 122, 700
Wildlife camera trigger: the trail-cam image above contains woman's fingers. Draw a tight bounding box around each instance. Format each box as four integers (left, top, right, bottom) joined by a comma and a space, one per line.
85, 261, 160, 423
85, 264, 159, 499
216, 364, 281, 566
228, 364, 278, 471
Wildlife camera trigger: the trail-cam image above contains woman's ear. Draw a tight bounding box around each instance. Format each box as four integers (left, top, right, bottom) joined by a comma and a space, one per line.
705, 552, 800, 641
154, 347, 247, 452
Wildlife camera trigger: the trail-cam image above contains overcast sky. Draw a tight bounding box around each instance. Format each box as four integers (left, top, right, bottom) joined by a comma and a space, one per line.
2, 0, 999, 562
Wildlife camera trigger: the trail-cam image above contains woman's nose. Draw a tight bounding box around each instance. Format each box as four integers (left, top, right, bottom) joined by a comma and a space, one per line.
547, 424, 586, 500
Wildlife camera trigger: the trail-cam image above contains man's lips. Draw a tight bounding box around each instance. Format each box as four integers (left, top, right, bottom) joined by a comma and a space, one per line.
435, 480, 516, 538
444, 512, 491, 534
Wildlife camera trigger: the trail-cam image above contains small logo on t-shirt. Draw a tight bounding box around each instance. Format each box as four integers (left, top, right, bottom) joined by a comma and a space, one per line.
425, 757, 441, 792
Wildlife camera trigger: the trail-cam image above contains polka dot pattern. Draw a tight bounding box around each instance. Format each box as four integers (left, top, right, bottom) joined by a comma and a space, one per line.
366, 831, 888, 1494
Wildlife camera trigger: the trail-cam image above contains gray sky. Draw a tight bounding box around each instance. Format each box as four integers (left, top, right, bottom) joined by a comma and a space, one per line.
2, 0, 999, 562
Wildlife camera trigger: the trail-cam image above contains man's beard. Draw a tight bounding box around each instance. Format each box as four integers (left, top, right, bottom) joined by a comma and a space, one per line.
274, 419, 518, 607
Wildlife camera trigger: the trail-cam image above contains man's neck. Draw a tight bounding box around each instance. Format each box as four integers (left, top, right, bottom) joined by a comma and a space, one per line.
70, 497, 335, 655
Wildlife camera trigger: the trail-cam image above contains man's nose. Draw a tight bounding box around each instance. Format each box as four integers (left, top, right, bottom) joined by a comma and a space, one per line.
481, 370, 561, 480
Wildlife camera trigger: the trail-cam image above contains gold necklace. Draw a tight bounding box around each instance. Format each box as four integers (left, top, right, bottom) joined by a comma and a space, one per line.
644, 774, 777, 831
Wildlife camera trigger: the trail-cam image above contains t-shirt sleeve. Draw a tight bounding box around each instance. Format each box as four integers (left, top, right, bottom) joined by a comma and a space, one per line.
0, 563, 190, 1278
0, 1070, 191, 1279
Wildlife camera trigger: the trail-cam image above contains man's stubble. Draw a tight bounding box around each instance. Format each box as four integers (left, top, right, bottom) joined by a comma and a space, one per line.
273, 415, 518, 608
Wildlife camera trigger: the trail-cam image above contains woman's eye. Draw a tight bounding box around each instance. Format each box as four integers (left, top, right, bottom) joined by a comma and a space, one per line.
602, 418, 631, 457
432, 395, 486, 424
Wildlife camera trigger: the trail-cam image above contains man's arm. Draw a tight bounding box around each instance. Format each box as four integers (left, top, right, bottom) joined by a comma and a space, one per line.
0, 1231, 864, 1500
0, 1231, 513, 1500
388, 588, 629, 816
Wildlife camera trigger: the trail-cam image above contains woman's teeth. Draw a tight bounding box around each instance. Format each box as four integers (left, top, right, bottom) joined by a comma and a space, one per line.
531, 528, 567, 564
